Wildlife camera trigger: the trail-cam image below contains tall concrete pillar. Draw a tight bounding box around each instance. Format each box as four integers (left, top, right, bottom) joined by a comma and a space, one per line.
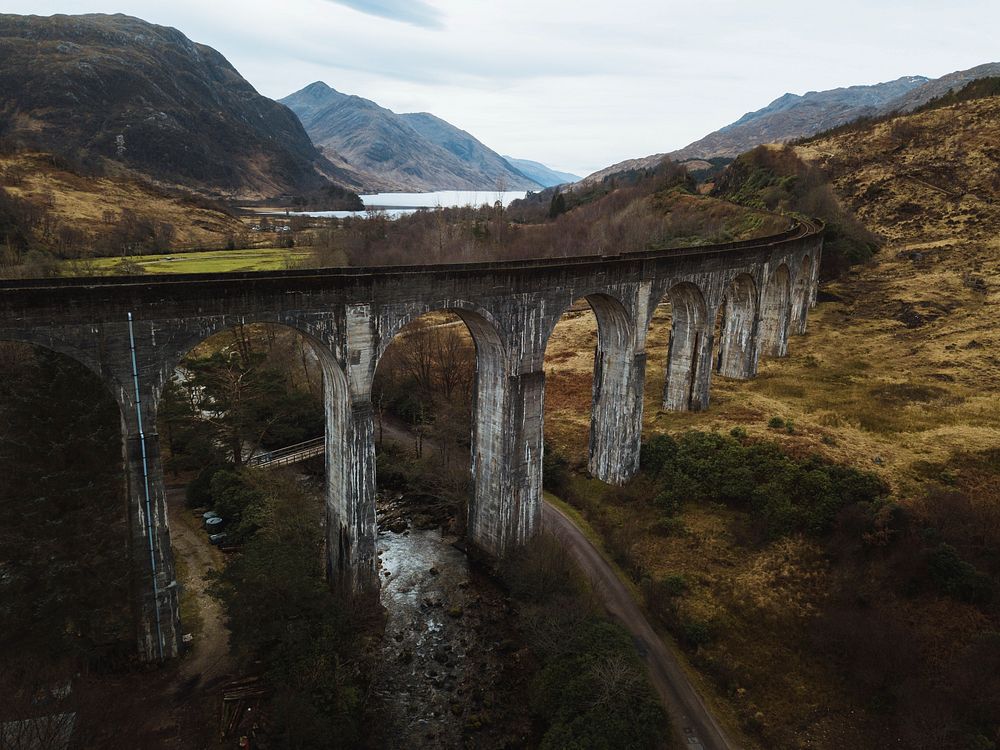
759, 265, 791, 358
689, 327, 716, 411
326, 304, 378, 594
469, 369, 545, 556
326, 399, 378, 594
117, 390, 181, 662
589, 346, 645, 485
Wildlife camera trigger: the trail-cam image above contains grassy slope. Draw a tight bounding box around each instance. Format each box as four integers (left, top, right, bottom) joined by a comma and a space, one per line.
2, 151, 244, 250
69, 247, 309, 275
541, 97, 1000, 748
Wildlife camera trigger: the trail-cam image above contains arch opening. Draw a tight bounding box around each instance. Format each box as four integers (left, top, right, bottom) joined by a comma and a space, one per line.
0, 341, 132, 671
542, 292, 637, 485
760, 264, 792, 358
714, 273, 758, 380
372, 308, 505, 550
157, 321, 349, 658
661, 282, 710, 411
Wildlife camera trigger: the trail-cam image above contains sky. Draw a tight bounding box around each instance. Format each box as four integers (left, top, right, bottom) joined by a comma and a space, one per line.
6, 1, 1000, 176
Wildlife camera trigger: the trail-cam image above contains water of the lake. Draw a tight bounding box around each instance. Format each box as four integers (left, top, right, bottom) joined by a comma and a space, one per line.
292, 190, 528, 219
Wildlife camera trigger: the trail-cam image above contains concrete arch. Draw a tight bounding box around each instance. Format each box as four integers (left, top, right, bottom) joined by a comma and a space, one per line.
760, 264, 792, 358
0, 335, 178, 660
376, 300, 508, 365
715, 273, 759, 379
159, 320, 361, 593
791, 254, 813, 335
541, 291, 642, 485
374, 305, 512, 555
662, 282, 710, 411
540, 290, 635, 357
162, 313, 337, 392
0, 333, 108, 387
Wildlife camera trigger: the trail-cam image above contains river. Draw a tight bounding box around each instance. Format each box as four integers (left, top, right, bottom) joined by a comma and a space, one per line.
366, 504, 535, 748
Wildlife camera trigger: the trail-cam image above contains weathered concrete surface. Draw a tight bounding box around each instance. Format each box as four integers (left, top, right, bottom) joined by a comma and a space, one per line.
0, 219, 822, 661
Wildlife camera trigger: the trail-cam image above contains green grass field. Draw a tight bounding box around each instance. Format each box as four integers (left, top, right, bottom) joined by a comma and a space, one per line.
65, 247, 309, 275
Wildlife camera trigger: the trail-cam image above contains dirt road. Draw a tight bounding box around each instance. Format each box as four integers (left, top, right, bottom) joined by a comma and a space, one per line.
165, 484, 233, 684
542, 501, 737, 750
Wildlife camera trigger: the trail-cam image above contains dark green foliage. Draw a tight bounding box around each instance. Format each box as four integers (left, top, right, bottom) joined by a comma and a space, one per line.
209, 472, 364, 747
548, 191, 567, 219
712, 145, 880, 278
185, 463, 225, 508
542, 444, 571, 495
0, 345, 133, 663
926, 543, 993, 605
502, 535, 667, 749
680, 619, 714, 648
208, 469, 268, 543
531, 621, 666, 750
640, 430, 888, 539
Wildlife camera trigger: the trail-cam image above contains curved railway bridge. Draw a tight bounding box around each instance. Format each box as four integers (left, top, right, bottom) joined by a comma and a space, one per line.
0, 219, 823, 661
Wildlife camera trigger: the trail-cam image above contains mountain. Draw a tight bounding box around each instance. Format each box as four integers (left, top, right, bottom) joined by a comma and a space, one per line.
0, 13, 365, 199
579, 62, 1000, 191
878, 62, 1000, 113
501, 157, 580, 188
281, 82, 541, 192
669, 75, 930, 162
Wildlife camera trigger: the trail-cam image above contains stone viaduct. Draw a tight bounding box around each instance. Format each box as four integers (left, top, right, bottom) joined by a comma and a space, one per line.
0, 219, 822, 662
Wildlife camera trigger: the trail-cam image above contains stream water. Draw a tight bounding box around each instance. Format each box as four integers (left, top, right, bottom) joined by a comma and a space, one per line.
367, 519, 535, 748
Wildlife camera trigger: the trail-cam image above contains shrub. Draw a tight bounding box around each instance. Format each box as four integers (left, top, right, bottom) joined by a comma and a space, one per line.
543, 444, 572, 495
926, 543, 993, 605
185, 463, 223, 508
681, 619, 714, 648
639, 430, 888, 539
768, 416, 785, 429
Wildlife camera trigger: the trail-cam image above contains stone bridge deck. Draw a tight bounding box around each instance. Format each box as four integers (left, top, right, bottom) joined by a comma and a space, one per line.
0, 218, 822, 661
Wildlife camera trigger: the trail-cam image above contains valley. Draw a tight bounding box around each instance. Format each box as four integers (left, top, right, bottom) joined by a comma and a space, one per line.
1, 7, 999, 750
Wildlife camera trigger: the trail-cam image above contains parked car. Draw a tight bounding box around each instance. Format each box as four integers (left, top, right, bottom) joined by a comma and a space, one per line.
209, 532, 228, 546
205, 515, 225, 532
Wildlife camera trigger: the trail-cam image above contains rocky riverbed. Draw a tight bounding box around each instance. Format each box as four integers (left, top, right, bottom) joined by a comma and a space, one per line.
365, 497, 535, 749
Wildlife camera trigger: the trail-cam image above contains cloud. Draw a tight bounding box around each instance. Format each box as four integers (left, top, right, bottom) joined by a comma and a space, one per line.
324, 0, 443, 29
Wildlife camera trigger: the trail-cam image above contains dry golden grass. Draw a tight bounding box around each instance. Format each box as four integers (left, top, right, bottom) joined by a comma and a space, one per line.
539, 96, 1000, 749
1, 152, 243, 250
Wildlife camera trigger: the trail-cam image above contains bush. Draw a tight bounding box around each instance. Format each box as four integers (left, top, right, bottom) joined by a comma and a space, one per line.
209, 472, 364, 747
504, 534, 667, 749
681, 619, 714, 648
185, 463, 223, 508
768, 416, 785, 429
639, 430, 888, 539
926, 543, 993, 605
543, 445, 572, 495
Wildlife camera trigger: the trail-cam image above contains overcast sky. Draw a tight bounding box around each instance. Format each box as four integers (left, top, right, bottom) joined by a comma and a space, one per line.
7, 0, 1000, 176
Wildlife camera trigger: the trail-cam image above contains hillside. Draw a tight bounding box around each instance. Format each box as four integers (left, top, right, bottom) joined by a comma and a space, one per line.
577, 62, 1000, 191
0, 13, 364, 199
881, 61, 1000, 113
669, 75, 930, 162
541, 90, 1000, 750
281, 82, 540, 192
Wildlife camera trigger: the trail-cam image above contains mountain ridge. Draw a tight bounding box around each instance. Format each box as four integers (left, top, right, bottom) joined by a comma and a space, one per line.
577, 63, 1000, 190
281, 81, 542, 192
0, 13, 364, 199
